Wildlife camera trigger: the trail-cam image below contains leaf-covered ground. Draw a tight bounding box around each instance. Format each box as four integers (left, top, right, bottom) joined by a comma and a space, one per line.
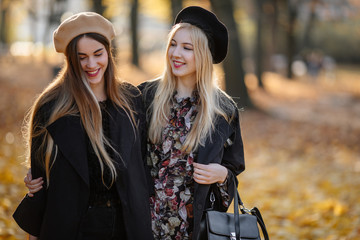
239, 71, 360, 240
0, 57, 359, 239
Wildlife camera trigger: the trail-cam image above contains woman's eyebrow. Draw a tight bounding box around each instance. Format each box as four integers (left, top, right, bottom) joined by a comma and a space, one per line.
183, 42, 193, 46
78, 48, 104, 55
93, 48, 104, 54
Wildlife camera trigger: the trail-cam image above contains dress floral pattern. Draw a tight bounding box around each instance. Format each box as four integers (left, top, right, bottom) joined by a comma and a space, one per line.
147, 92, 230, 239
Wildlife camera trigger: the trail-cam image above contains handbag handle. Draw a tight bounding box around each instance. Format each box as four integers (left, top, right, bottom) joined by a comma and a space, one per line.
232, 176, 270, 240
233, 179, 241, 240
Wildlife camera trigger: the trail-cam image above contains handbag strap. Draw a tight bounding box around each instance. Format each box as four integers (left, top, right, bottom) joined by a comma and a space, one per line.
232, 177, 270, 240
250, 207, 269, 240
233, 179, 241, 240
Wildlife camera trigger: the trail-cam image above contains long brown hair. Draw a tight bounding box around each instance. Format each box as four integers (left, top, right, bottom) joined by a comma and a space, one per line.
25, 33, 137, 187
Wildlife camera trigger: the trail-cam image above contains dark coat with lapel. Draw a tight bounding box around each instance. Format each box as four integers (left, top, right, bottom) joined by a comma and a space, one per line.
138, 80, 245, 240
13, 86, 153, 240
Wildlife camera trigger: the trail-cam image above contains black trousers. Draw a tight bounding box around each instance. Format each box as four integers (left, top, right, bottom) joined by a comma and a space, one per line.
78, 206, 126, 240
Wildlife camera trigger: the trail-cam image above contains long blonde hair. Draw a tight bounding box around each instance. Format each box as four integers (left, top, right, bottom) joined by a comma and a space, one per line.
148, 23, 236, 153
25, 33, 137, 187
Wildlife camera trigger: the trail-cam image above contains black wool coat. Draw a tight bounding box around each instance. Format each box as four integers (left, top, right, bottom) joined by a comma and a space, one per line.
13, 86, 153, 240
138, 80, 245, 240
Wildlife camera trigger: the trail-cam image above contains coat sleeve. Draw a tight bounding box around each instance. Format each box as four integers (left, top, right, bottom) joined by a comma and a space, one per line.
13, 105, 50, 237
135, 82, 156, 196
213, 109, 245, 212
134, 89, 147, 162
222, 109, 245, 176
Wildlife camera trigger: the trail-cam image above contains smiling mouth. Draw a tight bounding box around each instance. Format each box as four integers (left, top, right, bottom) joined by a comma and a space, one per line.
86, 69, 100, 77
173, 61, 185, 68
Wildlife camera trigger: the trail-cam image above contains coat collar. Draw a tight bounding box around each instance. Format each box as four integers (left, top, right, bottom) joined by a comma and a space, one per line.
46, 103, 122, 188
47, 115, 89, 186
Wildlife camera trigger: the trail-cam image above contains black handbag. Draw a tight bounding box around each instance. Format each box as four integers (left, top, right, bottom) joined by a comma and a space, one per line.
199, 177, 269, 240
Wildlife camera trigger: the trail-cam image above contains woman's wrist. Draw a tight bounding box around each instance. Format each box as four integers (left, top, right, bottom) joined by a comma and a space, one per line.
217, 167, 228, 184
28, 234, 38, 240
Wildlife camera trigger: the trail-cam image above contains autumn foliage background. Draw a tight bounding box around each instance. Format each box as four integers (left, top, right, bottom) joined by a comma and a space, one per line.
1, 0, 360, 240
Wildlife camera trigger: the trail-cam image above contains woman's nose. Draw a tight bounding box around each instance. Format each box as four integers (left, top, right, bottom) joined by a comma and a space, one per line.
86, 57, 96, 68
172, 46, 181, 57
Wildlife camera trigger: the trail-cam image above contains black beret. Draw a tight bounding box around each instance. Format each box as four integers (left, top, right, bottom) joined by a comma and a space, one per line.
174, 6, 228, 64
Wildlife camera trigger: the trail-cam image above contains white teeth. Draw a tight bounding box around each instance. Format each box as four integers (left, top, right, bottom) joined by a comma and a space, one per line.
174, 61, 184, 66
88, 69, 98, 74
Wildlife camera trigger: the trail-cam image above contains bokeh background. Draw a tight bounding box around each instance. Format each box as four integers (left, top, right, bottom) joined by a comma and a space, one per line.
0, 0, 359, 239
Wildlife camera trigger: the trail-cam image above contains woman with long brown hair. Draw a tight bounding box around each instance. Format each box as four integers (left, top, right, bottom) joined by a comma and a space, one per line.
13, 12, 152, 240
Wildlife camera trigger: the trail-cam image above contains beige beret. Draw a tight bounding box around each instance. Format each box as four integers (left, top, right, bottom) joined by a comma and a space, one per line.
53, 12, 115, 53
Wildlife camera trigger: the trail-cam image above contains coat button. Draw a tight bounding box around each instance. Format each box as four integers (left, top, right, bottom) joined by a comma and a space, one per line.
197, 204, 203, 210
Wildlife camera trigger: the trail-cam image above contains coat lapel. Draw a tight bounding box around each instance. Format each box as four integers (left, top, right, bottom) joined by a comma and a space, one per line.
194, 116, 234, 193
108, 105, 136, 169
107, 104, 136, 196
108, 104, 126, 171
47, 115, 89, 187
196, 116, 234, 164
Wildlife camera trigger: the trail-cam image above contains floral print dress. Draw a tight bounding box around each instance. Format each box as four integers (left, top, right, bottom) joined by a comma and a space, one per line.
147, 92, 230, 240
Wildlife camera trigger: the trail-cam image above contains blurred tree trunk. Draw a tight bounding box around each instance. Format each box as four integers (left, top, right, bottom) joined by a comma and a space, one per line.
270, 0, 279, 55
170, 0, 183, 22
302, 0, 318, 50
286, 0, 298, 79
48, 0, 66, 33
263, 0, 279, 73
255, 0, 264, 88
209, 0, 252, 108
91, 0, 106, 15
130, 0, 139, 66
48, 0, 66, 71
0, 0, 9, 47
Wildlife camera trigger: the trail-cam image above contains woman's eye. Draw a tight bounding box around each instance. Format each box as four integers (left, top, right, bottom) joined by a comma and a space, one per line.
95, 53, 103, 57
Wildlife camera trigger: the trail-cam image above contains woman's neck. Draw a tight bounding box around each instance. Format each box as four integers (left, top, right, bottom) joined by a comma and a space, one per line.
176, 77, 196, 98
90, 81, 107, 101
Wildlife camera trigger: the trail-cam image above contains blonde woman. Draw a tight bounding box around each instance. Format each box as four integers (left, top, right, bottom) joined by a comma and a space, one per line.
13, 12, 152, 240
139, 6, 245, 239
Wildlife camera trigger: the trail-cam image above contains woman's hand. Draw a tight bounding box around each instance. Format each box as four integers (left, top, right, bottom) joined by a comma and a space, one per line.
193, 163, 228, 184
24, 169, 43, 197
28, 234, 38, 240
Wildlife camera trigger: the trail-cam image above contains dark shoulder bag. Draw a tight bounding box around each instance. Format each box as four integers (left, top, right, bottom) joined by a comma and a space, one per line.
199, 177, 269, 240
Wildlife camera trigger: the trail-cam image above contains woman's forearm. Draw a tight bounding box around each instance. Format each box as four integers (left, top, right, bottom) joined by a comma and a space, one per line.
28, 234, 38, 240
